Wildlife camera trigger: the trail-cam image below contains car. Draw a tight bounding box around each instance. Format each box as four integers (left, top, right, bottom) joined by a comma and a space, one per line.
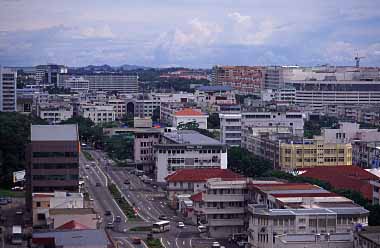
0, 198, 8, 205
95, 182, 101, 187
177, 222, 185, 228
12, 186, 23, 191
211, 241, 221, 247
124, 180, 130, 185
132, 237, 141, 244
15, 210, 23, 215
198, 225, 207, 233
115, 216, 121, 222
152, 185, 158, 189
104, 210, 112, 216
158, 215, 168, 220
106, 222, 114, 229
85, 164, 90, 169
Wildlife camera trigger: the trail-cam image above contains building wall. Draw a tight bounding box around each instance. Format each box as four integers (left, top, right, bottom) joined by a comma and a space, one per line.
39, 107, 73, 124
134, 132, 161, 164
173, 115, 208, 129
80, 104, 116, 124
0, 68, 17, 112
219, 114, 242, 146
279, 140, 352, 170
155, 145, 227, 183
29, 141, 79, 193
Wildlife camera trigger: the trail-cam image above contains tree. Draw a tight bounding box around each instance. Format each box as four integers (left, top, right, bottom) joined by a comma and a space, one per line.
104, 134, 134, 160
207, 113, 220, 129
0, 113, 47, 188
304, 116, 339, 138
227, 147, 273, 177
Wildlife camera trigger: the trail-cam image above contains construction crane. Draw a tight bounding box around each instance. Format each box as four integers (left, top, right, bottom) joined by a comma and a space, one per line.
354, 54, 365, 67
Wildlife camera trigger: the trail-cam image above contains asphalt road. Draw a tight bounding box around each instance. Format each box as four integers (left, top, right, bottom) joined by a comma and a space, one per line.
86, 149, 239, 248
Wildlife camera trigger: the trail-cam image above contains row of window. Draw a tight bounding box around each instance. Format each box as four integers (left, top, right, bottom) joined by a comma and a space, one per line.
33, 152, 78, 158
33, 174, 78, 181
33, 163, 78, 169
158, 149, 223, 154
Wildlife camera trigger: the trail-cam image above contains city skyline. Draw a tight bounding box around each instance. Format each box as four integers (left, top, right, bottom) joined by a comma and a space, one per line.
0, 0, 380, 68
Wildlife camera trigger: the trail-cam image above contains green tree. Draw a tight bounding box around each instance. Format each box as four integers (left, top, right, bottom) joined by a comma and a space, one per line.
0, 113, 47, 188
104, 134, 134, 160
227, 147, 273, 177
207, 113, 220, 129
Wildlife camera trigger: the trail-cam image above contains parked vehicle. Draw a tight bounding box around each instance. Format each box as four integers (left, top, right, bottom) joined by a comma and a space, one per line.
11, 225, 23, 245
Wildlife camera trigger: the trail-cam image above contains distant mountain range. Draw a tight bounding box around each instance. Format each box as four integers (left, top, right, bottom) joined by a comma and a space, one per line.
78, 64, 152, 71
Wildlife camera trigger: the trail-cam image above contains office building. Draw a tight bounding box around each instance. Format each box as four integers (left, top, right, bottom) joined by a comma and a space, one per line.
27, 125, 80, 214
79, 104, 116, 124
38, 103, 73, 124
154, 130, 227, 182
35, 64, 68, 86
219, 113, 242, 146
107, 98, 126, 119
0, 67, 17, 112
195, 85, 236, 108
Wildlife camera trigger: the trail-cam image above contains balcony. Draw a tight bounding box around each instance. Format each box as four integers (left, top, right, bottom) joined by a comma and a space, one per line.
203, 194, 245, 202
201, 207, 245, 214
208, 218, 244, 227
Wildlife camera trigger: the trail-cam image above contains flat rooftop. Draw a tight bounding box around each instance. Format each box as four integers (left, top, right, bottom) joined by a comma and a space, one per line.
31, 124, 78, 141
163, 130, 221, 145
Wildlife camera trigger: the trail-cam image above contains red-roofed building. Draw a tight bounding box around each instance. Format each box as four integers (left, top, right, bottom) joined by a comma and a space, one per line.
165, 168, 243, 204
56, 220, 90, 230
172, 108, 208, 129
299, 165, 379, 200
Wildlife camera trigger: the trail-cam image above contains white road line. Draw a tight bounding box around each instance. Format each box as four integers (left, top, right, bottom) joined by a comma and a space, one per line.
160, 238, 168, 248
190, 239, 192, 248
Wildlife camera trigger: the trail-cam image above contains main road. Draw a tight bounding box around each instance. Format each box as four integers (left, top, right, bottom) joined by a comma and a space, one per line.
87, 150, 226, 248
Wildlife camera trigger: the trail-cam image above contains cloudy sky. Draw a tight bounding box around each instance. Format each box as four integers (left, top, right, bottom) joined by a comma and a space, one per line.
0, 0, 379, 68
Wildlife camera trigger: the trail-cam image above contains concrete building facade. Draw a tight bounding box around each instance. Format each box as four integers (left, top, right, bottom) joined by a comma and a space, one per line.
0, 67, 17, 112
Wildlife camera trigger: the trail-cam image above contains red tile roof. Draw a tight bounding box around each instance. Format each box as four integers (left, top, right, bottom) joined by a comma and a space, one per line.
56, 220, 90, 230
165, 168, 243, 182
300, 165, 379, 200
190, 192, 203, 202
174, 108, 204, 116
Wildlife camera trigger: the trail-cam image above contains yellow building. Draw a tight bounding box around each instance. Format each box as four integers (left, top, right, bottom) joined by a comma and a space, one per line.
280, 137, 352, 170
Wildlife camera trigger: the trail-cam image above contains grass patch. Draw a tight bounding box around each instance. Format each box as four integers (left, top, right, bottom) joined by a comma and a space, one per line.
108, 183, 138, 219
129, 226, 152, 232
146, 238, 163, 248
82, 151, 94, 161
0, 189, 25, 198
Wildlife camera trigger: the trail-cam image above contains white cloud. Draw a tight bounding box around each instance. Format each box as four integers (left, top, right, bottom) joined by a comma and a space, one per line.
78, 25, 115, 39
228, 12, 251, 24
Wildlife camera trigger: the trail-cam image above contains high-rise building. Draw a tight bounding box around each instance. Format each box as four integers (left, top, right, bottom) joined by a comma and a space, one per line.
0, 67, 17, 112
35, 64, 68, 87
26, 124, 80, 210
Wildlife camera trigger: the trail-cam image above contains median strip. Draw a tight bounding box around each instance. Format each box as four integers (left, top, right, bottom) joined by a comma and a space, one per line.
146, 238, 164, 248
107, 182, 138, 220
82, 150, 94, 161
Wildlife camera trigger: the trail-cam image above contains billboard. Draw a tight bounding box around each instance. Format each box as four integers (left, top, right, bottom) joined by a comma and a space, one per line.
13, 170, 25, 183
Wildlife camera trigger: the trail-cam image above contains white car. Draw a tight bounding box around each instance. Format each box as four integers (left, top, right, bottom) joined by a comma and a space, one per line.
177, 222, 185, 228
211, 241, 221, 247
85, 164, 90, 169
198, 225, 207, 233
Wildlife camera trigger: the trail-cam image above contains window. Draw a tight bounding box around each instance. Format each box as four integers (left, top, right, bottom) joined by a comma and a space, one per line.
36, 202, 41, 207
37, 213, 46, 220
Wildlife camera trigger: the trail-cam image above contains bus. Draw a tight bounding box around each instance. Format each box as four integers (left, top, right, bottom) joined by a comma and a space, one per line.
152, 221, 170, 233
11, 225, 22, 245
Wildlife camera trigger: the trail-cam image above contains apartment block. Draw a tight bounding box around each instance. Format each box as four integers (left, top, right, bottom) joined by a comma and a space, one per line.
0, 67, 17, 112
371, 179, 380, 205
241, 111, 305, 137
191, 178, 248, 238
154, 130, 227, 183
212, 65, 265, 94
279, 138, 352, 170
107, 98, 126, 119
38, 103, 73, 124
60, 73, 138, 93
219, 113, 242, 146
165, 168, 242, 204
63, 76, 90, 93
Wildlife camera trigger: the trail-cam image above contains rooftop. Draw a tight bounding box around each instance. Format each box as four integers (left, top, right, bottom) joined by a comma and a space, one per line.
49, 208, 96, 215
299, 165, 379, 200
56, 220, 90, 230
31, 124, 78, 141
166, 168, 242, 182
174, 108, 205, 116
32, 229, 109, 247
163, 130, 221, 145
196, 85, 233, 92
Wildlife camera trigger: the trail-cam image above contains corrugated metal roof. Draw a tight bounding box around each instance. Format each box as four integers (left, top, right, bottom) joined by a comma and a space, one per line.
163, 130, 220, 145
